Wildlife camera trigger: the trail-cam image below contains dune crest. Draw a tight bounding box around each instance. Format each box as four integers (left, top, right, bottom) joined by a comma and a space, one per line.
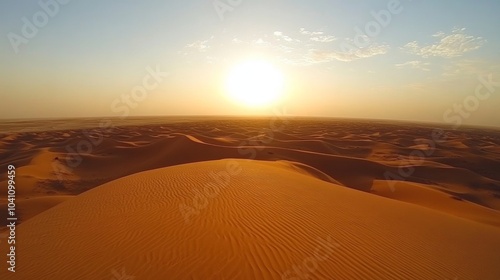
2, 159, 500, 279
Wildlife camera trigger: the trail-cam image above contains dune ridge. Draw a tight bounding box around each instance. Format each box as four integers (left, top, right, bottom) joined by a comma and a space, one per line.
1, 118, 500, 278
2, 119, 500, 229
2, 159, 500, 279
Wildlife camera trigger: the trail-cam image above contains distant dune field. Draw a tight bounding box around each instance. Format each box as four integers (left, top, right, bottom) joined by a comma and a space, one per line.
1, 117, 500, 279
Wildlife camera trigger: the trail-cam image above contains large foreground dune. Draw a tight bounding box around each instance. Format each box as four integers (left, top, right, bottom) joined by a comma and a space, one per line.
2, 159, 500, 279
1, 117, 500, 279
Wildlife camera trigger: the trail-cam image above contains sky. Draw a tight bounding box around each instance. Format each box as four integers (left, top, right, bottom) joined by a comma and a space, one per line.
1, 0, 499, 127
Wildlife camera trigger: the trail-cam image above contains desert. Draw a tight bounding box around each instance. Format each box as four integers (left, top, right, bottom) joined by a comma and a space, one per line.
1, 117, 500, 279
2, 1, 500, 279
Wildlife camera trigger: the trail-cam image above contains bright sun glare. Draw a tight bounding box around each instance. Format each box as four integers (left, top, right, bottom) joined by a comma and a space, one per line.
225, 60, 284, 107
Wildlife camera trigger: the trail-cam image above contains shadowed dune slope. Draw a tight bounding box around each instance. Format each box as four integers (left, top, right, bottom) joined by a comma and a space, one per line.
2, 119, 500, 233
1, 159, 500, 280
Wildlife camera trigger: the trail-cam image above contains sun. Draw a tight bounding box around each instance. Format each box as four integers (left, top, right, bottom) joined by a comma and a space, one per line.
225, 60, 284, 107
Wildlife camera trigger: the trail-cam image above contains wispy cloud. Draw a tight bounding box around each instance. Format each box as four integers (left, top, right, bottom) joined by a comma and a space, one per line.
310, 35, 336, 43
395, 60, 431, 71
183, 28, 390, 65
299, 28, 324, 36
273, 31, 299, 43
442, 59, 500, 77
185, 39, 211, 52
299, 28, 336, 43
307, 44, 389, 63
403, 28, 486, 58
271, 30, 388, 63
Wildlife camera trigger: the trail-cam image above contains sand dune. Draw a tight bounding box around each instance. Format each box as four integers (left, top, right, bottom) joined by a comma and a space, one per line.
1, 117, 500, 278
1, 119, 499, 218
0, 195, 73, 227
2, 159, 500, 279
372, 180, 500, 227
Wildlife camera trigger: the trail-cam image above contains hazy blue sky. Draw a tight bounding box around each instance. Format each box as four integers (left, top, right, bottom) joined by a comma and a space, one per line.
1, 0, 499, 127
